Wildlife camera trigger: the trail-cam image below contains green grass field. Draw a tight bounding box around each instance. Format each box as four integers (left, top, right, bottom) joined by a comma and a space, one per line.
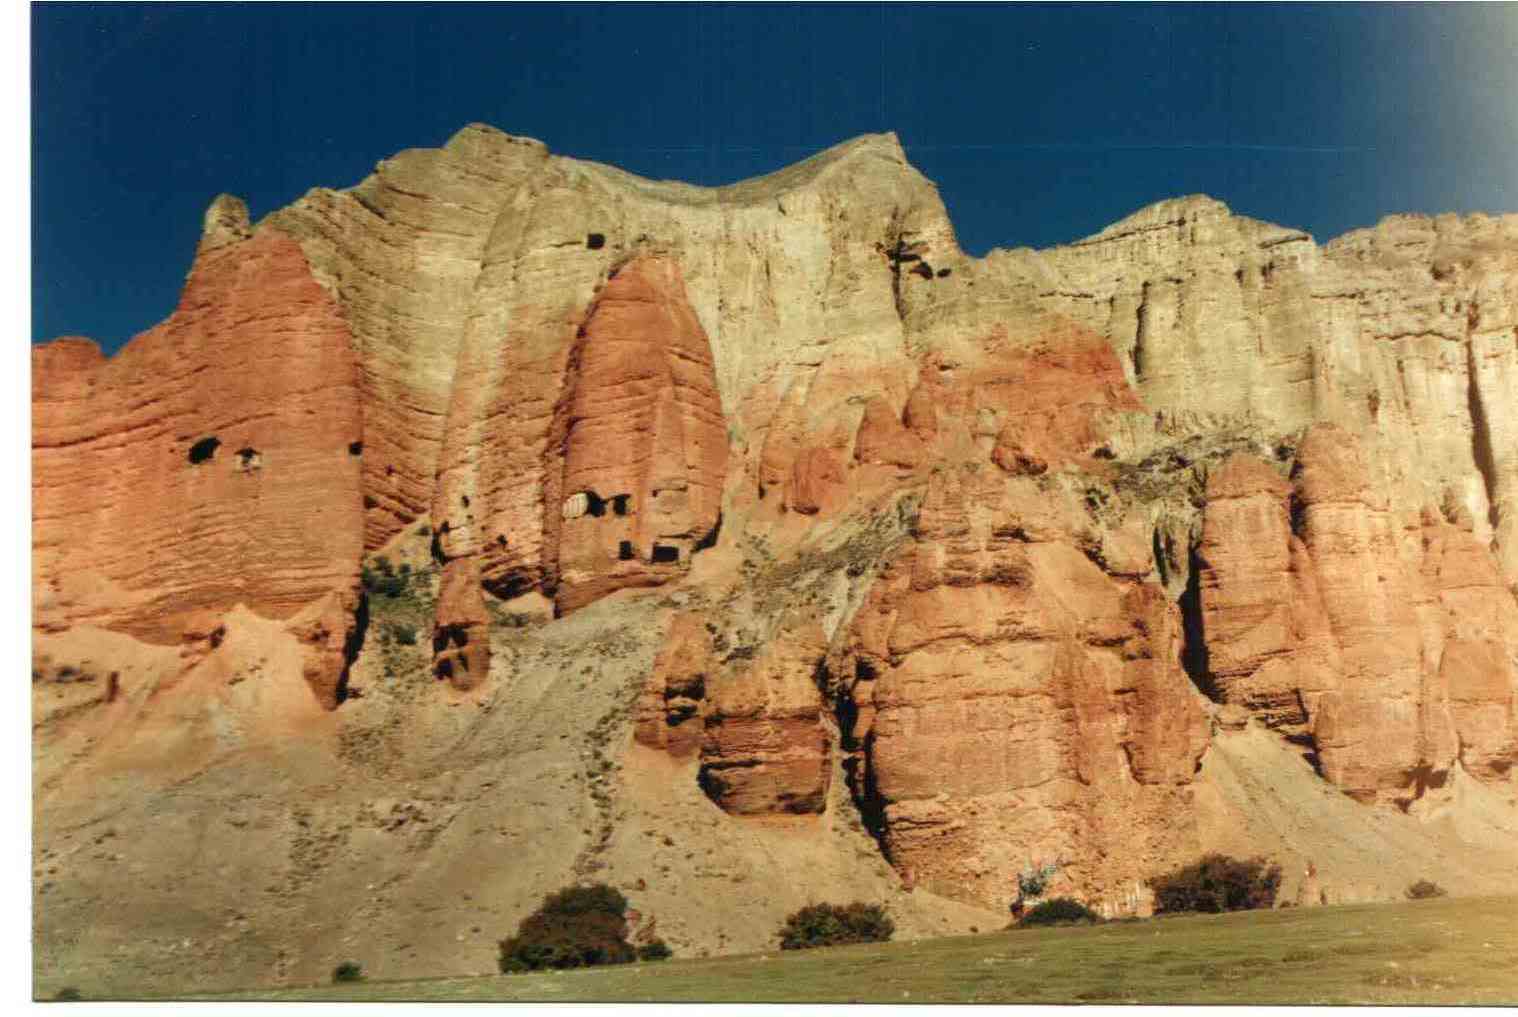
164, 895, 1518, 1004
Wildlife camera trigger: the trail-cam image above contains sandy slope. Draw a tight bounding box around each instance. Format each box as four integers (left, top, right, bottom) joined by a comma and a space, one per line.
32, 528, 994, 996
1195, 722, 1518, 904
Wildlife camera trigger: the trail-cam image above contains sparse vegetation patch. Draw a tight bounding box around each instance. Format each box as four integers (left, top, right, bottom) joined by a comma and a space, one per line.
778, 902, 894, 950
332, 961, 364, 983
1148, 854, 1282, 914
499, 883, 638, 973
1016, 897, 1099, 928
1406, 879, 1446, 900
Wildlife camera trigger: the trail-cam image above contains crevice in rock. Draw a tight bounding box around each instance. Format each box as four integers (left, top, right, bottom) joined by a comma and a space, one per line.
696, 764, 730, 806
845, 734, 891, 862
1284, 688, 1325, 777
1132, 281, 1150, 380
351, 189, 388, 222
1283, 733, 1324, 779
431, 623, 469, 654
482, 574, 533, 601
882, 217, 920, 324
1152, 528, 1173, 586
1178, 542, 1219, 701
1465, 328, 1501, 536
820, 656, 892, 862
332, 590, 370, 707
1395, 762, 1450, 812
1288, 491, 1308, 540
693, 510, 722, 553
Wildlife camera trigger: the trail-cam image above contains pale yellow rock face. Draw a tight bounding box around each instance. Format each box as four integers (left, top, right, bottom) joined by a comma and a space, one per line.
30, 126, 1518, 990
1014, 198, 1518, 583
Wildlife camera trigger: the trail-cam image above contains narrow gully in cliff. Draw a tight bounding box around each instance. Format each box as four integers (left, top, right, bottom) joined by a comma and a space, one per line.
1132, 280, 1150, 380
1177, 542, 1219, 702
333, 589, 370, 706
822, 656, 893, 862
1464, 324, 1502, 538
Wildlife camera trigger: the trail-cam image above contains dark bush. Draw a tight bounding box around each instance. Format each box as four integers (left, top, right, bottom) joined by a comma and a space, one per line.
540, 883, 628, 917
1018, 897, 1100, 927
361, 557, 411, 598
1406, 879, 1447, 900
385, 623, 417, 646
52, 987, 82, 1001
778, 902, 894, 950
637, 939, 673, 962
332, 961, 364, 983
498, 883, 637, 973
1148, 854, 1282, 914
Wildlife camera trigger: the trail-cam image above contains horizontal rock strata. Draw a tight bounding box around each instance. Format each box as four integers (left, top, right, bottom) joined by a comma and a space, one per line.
33, 126, 1518, 925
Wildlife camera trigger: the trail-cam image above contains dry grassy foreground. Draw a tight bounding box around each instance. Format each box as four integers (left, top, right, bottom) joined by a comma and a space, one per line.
154, 894, 1518, 1005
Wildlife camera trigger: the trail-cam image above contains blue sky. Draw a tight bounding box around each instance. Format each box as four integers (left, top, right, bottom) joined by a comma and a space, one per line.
31, 3, 1518, 354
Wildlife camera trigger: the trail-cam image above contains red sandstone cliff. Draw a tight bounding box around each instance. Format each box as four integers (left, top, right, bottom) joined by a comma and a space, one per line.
30, 128, 1518, 987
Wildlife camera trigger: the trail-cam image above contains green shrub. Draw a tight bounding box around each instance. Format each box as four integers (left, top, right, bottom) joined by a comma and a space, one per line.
385, 622, 417, 646
1148, 854, 1282, 914
498, 883, 637, 973
52, 986, 82, 1001
332, 961, 364, 983
637, 939, 673, 962
1406, 879, 1446, 900
778, 902, 894, 950
1018, 859, 1060, 900
1018, 897, 1099, 927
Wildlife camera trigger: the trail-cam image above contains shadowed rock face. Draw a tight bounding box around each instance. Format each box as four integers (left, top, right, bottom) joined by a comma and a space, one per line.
30, 126, 1518, 964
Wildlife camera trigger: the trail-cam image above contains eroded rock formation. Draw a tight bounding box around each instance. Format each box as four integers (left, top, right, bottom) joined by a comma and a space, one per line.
1196, 424, 1518, 807
32, 126, 1518, 960
545, 256, 728, 614
33, 204, 364, 705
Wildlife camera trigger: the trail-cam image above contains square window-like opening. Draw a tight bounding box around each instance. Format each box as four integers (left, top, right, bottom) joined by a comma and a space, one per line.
618, 540, 635, 561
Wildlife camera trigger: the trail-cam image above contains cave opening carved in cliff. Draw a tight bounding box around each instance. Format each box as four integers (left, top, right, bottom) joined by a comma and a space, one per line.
187, 436, 221, 465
